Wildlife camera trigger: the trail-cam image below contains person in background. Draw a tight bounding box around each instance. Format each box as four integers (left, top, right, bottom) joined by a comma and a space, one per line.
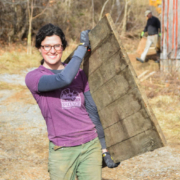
25, 24, 120, 180
136, 10, 161, 63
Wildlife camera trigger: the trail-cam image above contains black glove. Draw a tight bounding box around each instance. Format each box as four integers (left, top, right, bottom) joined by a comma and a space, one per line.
103, 152, 120, 168
80, 30, 90, 47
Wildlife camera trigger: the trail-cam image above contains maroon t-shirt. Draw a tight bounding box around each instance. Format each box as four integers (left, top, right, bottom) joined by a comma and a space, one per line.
25, 65, 97, 146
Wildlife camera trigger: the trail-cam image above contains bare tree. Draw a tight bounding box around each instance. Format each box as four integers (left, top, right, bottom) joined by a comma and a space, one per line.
115, 0, 122, 23
0, 0, 147, 47
64, 0, 71, 7
122, 0, 131, 36
99, 0, 110, 21
92, 0, 95, 28
27, 0, 49, 54
0, 0, 27, 42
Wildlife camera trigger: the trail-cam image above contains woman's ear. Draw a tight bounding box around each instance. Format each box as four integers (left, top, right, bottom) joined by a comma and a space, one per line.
39, 48, 42, 53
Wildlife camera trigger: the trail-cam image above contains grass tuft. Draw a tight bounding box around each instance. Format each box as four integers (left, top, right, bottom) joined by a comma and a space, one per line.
0, 42, 78, 75
0, 47, 41, 74
0, 81, 26, 90
2, 88, 37, 105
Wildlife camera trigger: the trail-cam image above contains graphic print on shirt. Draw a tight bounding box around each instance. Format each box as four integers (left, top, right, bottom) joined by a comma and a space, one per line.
60, 88, 81, 109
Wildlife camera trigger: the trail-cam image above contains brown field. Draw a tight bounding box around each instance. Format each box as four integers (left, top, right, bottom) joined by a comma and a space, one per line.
0, 39, 180, 180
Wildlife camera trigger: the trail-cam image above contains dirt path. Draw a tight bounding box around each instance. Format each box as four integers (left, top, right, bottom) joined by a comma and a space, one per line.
0, 71, 49, 179
0, 57, 180, 180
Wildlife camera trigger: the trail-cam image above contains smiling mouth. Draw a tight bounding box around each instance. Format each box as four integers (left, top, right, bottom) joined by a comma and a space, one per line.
48, 54, 57, 59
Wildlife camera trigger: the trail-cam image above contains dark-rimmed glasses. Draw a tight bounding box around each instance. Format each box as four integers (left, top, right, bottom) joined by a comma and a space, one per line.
41, 44, 63, 52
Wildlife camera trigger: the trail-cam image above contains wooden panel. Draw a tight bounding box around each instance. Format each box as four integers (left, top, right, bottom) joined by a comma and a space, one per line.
91, 69, 138, 110
98, 89, 143, 127
86, 34, 120, 76
88, 17, 112, 51
88, 51, 129, 93
65, 14, 166, 162
109, 129, 163, 162
104, 109, 152, 147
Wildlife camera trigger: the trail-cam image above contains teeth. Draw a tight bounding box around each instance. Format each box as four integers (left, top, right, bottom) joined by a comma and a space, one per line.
49, 55, 56, 58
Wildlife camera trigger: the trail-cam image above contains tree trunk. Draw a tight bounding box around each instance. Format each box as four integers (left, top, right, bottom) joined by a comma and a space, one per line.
27, 17, 32, 54
99, 0, 110, 21
27, 0, 33, 54
92, 0, 94, 28
115, 0, 121, 23
27, 0, 33, 55
122, 0, 128, 36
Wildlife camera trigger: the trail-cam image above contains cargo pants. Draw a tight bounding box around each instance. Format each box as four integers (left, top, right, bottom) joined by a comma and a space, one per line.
140, 34, 159, 61
48, 137, 102, 180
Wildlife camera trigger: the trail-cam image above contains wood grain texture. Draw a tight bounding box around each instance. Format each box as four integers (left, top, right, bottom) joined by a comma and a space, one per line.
65, 14, 166, 162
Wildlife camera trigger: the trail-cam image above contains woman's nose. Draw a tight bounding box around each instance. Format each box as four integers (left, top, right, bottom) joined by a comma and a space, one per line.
50, 46, 56, 53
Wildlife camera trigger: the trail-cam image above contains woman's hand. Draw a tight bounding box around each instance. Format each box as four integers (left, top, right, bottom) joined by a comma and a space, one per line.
102, 152, 120, 168
79, 30, 90, 47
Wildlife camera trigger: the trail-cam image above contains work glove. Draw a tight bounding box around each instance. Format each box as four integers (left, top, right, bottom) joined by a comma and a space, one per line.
102, 152, 120, 168
140, 31, 144, 38
79, 30, 90, 47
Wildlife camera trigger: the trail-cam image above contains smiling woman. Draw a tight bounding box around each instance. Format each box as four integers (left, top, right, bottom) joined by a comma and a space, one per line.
39, 35, 64, 70
35, 23, 68, 69
25, 23, 120, 180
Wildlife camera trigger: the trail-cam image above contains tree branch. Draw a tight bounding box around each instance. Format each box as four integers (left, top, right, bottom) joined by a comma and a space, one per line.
31, 0, 33, 19
99, 0, 110, 21
32, 0, 49, 19
27, 0, 30, 18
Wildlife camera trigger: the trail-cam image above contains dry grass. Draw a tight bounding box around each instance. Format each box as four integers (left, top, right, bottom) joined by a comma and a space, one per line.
0, 81, 37, 104
0, 42, 78, 75
1, 2, 175, 179
149, 95, 180, 145
62, 40, 78, 61
0, 45, 41, 74
1, 36, 180, 179
0, 81, 26, 90
145, 72, 180, 147
2, 88, 36, 105
130, 50, 180, 148
0, 124, 49, 179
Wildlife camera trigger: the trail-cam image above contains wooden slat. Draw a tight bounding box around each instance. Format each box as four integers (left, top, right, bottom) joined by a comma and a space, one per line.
65, 14, 166, 162
104, 108, 152, 147
98, 89, 143, 127
109, 129, 163, 162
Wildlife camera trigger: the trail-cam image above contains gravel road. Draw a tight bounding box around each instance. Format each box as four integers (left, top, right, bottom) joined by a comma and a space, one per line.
0, 71, 180, 180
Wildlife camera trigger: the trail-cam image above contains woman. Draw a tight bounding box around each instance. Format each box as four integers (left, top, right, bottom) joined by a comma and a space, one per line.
25, 23, 119, 180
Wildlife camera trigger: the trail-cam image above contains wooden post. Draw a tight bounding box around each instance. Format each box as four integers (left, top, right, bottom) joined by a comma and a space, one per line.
160, 0, 180, 73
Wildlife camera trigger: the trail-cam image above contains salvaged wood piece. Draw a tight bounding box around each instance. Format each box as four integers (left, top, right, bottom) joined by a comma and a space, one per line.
65, 14, 166, 163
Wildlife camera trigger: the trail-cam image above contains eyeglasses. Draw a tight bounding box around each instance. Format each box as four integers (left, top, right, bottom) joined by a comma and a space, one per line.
41, 44, 63, 52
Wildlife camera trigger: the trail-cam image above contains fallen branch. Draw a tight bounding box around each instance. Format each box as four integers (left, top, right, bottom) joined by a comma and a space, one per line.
140, 71, 156, 82
138, 70, 149, 79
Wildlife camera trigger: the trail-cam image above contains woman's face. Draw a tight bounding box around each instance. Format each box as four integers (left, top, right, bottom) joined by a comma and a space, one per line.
39, 35, 63, 69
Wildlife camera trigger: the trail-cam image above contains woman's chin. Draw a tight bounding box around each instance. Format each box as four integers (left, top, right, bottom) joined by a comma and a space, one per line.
43, 60, 62, 69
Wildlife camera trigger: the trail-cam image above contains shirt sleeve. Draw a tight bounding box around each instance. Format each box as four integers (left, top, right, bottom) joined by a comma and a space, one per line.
38, 46, 87, 92
25, 70, 44, 93
143, 20, 148, 32
84, 90, 106, 149
80, 70, 90, 93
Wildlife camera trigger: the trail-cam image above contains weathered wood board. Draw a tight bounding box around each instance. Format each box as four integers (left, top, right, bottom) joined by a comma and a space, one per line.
65, 14, 166, 163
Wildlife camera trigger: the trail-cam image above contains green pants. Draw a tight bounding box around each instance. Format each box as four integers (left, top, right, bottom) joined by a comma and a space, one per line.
48, 137, 102, 180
